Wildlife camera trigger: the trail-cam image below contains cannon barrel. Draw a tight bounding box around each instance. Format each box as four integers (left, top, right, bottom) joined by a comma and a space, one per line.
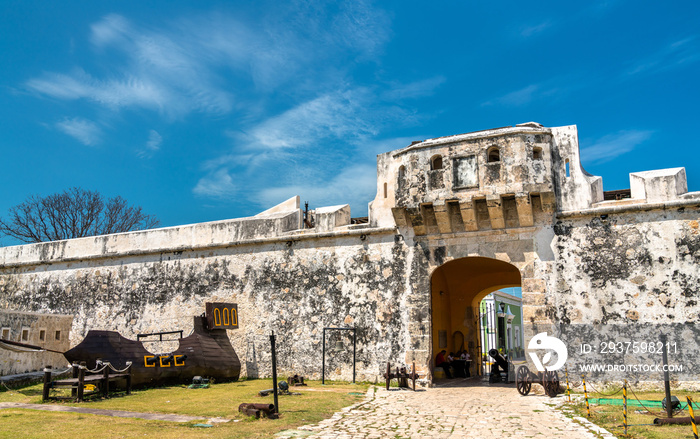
488, 349, 508, 370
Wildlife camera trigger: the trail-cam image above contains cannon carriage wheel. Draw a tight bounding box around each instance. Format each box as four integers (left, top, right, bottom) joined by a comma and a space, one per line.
516, 365, 532, 396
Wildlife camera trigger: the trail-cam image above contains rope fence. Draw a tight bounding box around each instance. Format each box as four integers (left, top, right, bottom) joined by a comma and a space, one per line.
108, 362, 133, 374
84, 363, 109, 374
51, 366, 73, 375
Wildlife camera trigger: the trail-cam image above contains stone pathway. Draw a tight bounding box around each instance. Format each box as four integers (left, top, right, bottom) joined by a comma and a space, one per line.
0, 401, 229, 424
293, 379, 616, 439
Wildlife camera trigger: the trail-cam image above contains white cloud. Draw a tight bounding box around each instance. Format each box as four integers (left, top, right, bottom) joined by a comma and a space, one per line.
192, 82, 420, 205
580, 129, 654, 163
146, 130, 162, 151
193, 135, 417, 215
242, 90, 378, 150
520, 20, 552, 37
481, 80, 570, 107
257, 164, 377, 216
26, 5, 392, 117
382, 77, 446, 100
55, 117, 102, 146
28, 69, 167, 111
137, 129, 162, 158
193, 168, 237, 198
28, 14, 238, 117
626, 36, 700, 77
482, 84, 540, 107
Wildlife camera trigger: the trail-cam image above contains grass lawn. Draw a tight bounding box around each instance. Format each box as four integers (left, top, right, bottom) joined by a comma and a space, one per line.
566, 389, 700, 439
0, 378, 370, 438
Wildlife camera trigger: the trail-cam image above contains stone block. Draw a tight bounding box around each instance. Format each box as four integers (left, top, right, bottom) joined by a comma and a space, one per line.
522, 305, 550, 323
391, 207, 409, 227
314, 204, 351, 232
630, 167, 688, 202
459, 200, 478, 231
432, 204, 453, 234
521, 278, 546, 293
522, 292, 545, 306
515, 193, 534, 227
486, 195, 506, 229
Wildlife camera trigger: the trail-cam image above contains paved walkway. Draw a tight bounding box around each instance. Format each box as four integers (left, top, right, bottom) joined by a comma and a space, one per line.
293, 379, 616, 439
0, 402, 229, 424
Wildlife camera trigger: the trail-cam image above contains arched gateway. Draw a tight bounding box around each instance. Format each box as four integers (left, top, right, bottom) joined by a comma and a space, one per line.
430, 257, 521, 379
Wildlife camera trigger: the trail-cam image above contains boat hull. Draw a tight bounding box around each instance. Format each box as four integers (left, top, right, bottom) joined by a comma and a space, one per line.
64, 316, 240, 387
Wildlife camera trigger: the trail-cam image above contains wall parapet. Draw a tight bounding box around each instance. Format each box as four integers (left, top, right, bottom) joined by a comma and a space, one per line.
556, 196, 700, 219
0, 223, 397, 269
391, 125, 551, 157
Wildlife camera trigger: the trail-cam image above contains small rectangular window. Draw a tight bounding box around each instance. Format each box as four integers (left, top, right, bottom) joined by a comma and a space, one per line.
1, 328, 9, 340
21, 328, 29, 342
55, 330, 61, 341
39, 330, 46, 342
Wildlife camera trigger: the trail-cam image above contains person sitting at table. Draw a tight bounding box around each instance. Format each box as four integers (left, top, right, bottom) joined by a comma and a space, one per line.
435, 350, 453, 378
463, 351, 471, 377
447, 352, 455, 362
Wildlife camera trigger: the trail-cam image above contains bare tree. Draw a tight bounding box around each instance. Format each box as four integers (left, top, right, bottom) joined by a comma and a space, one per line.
0, 187, 160, 243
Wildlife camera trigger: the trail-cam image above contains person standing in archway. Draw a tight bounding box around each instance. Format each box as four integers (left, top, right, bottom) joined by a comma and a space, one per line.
436, 350, 453, 378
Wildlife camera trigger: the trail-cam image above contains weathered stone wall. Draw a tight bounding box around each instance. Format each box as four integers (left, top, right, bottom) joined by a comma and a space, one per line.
546, 208, 700, 325
0, 230, 424, 382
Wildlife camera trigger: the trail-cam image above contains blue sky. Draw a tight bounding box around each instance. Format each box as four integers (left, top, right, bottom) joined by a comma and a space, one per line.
1, 1, 699, 246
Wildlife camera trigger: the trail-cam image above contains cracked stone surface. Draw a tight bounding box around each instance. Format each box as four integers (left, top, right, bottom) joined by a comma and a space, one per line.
296, 381, 612, 439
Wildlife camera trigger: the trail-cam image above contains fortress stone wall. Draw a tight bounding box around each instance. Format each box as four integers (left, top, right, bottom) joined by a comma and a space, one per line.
1, 123, 699, 383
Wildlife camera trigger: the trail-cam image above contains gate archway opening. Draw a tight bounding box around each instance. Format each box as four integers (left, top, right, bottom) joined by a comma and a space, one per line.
430, 257, 521, 379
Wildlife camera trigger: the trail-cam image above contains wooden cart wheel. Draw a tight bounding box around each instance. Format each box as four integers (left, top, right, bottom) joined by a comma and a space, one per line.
543, 370, 560, 397
516, 365, 532, 396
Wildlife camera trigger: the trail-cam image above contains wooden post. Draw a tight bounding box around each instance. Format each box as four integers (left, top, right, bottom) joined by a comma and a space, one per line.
661, 334, 673, 418
42, 366, 52, 402
412, 362, 416, 391
77, 362, 86, 402
126, 361, 132, 395
270, 332, 279, 414
71, 362, 79, 397
102, 361, 110, 397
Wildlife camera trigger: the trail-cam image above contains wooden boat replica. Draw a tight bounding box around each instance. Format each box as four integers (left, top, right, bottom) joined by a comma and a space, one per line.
63, 303, 241, 387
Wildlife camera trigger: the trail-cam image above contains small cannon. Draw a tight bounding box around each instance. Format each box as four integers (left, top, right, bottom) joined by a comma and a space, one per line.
287, 374, 307, 386
515, 365, 560, 397
488, 349, 509, 383
383, 361, 420, 391
238, 403, 278, 419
